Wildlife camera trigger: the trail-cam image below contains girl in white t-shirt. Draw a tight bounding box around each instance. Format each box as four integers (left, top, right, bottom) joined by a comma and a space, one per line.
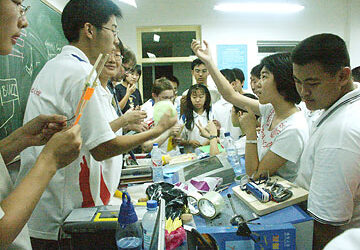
192, 39, 308, 181
179, 84, 214, 152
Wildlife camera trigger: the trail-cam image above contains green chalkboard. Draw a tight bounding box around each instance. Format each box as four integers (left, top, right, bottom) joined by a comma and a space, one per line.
0, 0, 67, 139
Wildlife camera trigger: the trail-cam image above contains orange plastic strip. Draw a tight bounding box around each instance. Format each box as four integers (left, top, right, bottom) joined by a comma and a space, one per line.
83, 87, 95, 100
73, 113, 82, 125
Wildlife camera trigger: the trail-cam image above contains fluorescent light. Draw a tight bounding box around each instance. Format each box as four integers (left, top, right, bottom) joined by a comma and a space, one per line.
214, 3, 304, 13
153, 34, 160, 42
118, 0, 137, 8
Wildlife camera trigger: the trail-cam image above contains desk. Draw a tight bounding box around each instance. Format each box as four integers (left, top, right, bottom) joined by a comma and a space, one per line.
193, 184, 313, 250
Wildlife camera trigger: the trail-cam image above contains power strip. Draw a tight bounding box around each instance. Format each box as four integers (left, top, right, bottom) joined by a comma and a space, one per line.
245, 182, 270, 203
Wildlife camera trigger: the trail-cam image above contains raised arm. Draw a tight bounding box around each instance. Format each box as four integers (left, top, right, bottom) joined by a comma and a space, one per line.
119, 84, 136, 110
191, 40, 260, 115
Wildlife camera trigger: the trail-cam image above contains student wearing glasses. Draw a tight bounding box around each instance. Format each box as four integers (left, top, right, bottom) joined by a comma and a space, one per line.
16, 0, 176, 248
0, 0, 82, 249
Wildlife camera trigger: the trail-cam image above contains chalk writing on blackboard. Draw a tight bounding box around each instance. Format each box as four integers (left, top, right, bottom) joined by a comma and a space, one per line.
0, 78, 20, 129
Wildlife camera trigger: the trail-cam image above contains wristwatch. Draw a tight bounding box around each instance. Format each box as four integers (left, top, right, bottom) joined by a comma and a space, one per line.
209, 135, 218, 140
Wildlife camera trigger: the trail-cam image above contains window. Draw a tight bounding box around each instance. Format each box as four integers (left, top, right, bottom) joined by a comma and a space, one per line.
137, 26, 201, 100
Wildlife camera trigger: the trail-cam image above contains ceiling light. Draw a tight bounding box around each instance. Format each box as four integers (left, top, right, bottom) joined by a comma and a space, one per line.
214, 3, 304, 13
118, 0, 137, 8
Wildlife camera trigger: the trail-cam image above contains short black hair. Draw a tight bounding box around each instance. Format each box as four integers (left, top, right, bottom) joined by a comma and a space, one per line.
118, 38, 124, 56
62, 0, 122, 43
191, 58, 205, 70
166, 75, 180, 87
129, 64, 142, 78
152, 77, 174, 95
234, 93, 259, 118
250, 64, 262, 79
261, 53, 301, 104
352, 66, 360, 82
123, 47, 136, 65
220, 69, 236, 83
291, 33, 350, 75
232, 68, 245, 83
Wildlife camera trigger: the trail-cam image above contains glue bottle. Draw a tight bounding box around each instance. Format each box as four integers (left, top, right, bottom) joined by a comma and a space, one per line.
115, 192, 143, 250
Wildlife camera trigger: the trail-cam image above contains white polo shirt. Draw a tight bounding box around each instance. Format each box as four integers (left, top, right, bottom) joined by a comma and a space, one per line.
296, 87, 360, 230
180, 110, 214, 152
17, 45, 123, 240
213, 97, 242, 141
0, 155, 32, 249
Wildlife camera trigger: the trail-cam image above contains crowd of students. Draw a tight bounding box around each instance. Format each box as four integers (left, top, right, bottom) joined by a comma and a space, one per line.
1, 0, 360, 249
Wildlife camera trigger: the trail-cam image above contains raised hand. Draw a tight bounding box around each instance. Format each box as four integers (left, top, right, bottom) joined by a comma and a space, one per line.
196, 121, 210, 139
206, 121, 218, 136
126, 84, 137, 95
191, 40, 213, 64
239, 106, 257, 135
38, 124, 82, 170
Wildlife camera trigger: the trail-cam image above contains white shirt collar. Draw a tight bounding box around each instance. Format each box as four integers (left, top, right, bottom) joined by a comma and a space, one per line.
193, 110, 208, 118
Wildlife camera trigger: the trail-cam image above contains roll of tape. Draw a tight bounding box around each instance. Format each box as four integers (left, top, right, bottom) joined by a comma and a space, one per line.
187, 191, 203, 215
198, 191, 225, 219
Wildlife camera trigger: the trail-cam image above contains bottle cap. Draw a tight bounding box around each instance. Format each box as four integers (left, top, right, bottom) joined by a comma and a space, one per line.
153, 143, 159, 146
224, 132, 230, 137
147, 200, 158, 209
118, 192, 138, 225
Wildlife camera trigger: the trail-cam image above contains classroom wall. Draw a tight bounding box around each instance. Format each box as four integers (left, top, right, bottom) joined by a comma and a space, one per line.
114, 0, 358, 88
51, 0, 360, 84
348, 0, 360, 68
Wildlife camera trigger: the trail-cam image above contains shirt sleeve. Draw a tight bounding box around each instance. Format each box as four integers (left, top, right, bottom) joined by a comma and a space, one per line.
259, 103, 272, 117
307, 148, 360, 225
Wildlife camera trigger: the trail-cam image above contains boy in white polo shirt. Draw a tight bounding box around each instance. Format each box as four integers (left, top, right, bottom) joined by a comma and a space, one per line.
16, 0, 176, 248
292, 33, 360, 249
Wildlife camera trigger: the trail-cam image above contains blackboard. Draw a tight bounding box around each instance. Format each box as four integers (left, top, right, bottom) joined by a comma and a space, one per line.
0, 0, 67, 139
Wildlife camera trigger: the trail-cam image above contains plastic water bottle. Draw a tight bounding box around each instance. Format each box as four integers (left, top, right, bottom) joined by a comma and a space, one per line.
224, 132, 243, 176
142, 200, 158, 250
151, 143, 164, 182
115, 192, 143, 250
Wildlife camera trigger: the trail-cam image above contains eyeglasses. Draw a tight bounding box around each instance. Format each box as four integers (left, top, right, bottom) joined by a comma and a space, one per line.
111, 52, 123, 62
17, 3, 30, 17
102, 26, 119, 38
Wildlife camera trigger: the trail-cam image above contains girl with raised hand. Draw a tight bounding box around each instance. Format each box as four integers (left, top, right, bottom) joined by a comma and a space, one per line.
191, 40, 308, 182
